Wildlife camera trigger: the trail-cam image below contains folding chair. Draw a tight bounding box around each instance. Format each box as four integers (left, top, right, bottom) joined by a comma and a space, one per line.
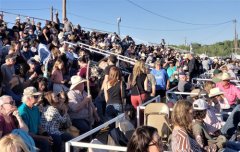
144, 103, 172, 142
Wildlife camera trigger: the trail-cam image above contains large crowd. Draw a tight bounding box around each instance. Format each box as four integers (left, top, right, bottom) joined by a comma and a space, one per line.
0, 12, 240, 152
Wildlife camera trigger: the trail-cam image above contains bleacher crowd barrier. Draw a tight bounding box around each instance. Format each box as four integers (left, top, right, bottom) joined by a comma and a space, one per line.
65, 95, 161, 152
62, 41, 137, 66
65, 113, 127, 152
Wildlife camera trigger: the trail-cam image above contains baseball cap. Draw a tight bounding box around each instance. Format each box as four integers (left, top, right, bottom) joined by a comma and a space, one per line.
23, 87, 41, 96
193, 99, 208, 110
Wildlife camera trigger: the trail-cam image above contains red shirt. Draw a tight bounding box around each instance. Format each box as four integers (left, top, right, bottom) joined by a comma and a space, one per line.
0, 114, 17, 136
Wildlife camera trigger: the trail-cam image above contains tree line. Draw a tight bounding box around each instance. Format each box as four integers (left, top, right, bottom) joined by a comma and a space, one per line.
172, 40, 240, 57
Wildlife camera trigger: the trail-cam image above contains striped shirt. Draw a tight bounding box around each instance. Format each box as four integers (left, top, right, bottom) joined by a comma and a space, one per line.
171, 127, 202, 152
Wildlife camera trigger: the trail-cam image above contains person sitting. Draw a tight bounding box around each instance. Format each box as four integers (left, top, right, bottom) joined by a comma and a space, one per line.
171, 100, 202, 152
18, 87, 52, 152
192, 99, 240, 151
51, 59, 69, 94
67, 75, 99, 137
216, 72, 240, 108
41, 91, 73, 151
177, 72, 193, 93
0, 95, 28, 138
127, 126, 163, 152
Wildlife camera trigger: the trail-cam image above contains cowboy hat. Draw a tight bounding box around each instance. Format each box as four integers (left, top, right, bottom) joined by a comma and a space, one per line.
209, 88, 224, 98
70, 75, 87, 90
221, 73, 232, 81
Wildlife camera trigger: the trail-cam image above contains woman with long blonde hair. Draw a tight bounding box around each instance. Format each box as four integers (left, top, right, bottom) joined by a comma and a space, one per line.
128, 60, 148, 109
51, 59, 69, 94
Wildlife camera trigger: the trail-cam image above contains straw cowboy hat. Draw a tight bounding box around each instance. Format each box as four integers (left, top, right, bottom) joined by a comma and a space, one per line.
70, 75, 87, 90
190, 89, 201, 98
209, 88, 224, 98
221, 73, 232, 81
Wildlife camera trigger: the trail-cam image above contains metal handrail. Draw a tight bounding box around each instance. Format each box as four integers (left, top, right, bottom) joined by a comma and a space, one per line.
66, 113, 125, 152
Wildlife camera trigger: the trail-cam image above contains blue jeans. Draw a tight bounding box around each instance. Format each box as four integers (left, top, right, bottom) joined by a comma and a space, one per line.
222, 141, 240, 151
105, 104, 122, 119
49, 134, 62, 152
50, 132, 73, 152
221, 105, 240, 138
94, 93, 106, 121
32, 135, 50, 152
72, 119, 91, 142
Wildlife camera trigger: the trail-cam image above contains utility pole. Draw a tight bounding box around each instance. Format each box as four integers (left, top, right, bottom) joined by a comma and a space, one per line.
117, 17, 121, 36
234, 19, 238, 53
50, 6, 53, 22
62, 0, 66, 22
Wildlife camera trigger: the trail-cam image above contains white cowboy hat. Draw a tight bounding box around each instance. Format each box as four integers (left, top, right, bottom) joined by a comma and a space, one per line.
209, 88, 224, 98
70, 75, 87, 90
221, 73, 232, 81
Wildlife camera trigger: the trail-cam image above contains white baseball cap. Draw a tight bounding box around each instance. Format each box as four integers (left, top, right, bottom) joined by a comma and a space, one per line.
193, 99, 208, 110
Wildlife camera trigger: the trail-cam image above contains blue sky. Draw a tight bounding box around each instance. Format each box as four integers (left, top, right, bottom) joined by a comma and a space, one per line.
0, 0, 239, 45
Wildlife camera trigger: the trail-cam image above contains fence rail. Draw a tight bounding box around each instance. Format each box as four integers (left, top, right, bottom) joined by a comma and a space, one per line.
62, 41, 137, 66
66, 113, 125, 152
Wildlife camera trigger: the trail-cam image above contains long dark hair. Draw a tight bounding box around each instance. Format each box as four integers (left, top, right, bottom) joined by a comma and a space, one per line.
172, 100, 193, 134
127, 126, 160, 152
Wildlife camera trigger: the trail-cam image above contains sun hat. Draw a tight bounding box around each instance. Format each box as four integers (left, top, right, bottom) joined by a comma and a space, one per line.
23, 87, 41, 96
70, 75, 87, 90
209, 88, 224, 98
190, 89, 201, 98
193, 99, 208, 110
221, 73, 232, 81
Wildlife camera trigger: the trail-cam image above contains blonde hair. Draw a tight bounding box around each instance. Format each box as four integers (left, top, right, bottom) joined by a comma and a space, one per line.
51, 47, 60, 59
0, 134, 30, 152
131, 60, 146, 86
52, 59, 64, 71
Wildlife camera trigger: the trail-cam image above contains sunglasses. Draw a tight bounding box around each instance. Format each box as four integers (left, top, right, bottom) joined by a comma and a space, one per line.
4, 100, 15, 105
33, 95, 39, 99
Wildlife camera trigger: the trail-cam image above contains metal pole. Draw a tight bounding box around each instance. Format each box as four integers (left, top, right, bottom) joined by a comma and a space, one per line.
62, 0, 66, 22
117, 17, 121, 35
234, 19, 238, 53
51, 6, 53, 22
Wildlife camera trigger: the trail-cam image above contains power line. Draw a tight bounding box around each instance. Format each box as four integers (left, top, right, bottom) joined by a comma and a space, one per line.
54, 8, 231, 32
2, 8, 49, 11
126, 0, 233, 26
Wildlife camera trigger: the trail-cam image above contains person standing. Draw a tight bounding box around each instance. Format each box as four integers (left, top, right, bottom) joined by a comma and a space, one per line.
128, 60, 148, 109
151, 60, 169, 98
187, 53, 199, 81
